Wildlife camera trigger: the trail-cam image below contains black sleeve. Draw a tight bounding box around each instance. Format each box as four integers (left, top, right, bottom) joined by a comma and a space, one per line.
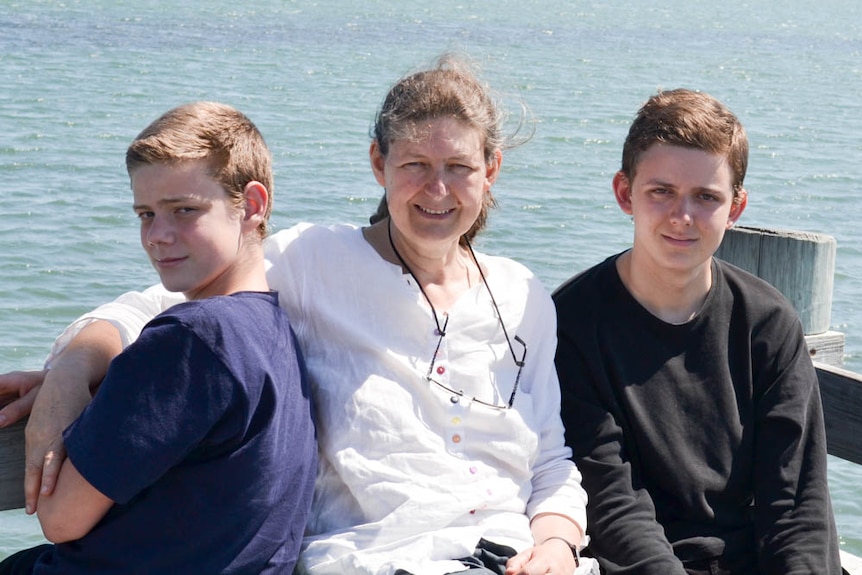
750, 311, 842, 574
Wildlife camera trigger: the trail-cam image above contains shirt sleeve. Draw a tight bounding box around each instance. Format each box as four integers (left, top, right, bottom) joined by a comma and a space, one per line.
521, 278, 589, 537
751, 313, 842, 574
45, 284, 185, 366
62, 319, 235, 504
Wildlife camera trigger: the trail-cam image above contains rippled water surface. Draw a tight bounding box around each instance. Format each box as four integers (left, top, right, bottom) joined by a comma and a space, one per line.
2, 0, 860, 558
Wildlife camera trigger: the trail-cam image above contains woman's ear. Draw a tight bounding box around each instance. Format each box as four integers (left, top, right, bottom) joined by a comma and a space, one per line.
369, 140, 387, 187
484, 149, 503, 190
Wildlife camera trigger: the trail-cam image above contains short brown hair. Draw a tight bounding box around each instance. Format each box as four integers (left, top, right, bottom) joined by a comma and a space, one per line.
369, 53, 527, 244
126, 101, 273, 237
621, 89, 748, 199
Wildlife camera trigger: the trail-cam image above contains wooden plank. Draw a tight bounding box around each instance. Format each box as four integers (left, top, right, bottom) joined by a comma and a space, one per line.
842, 550, 862, 575
0, 419, 25, 512
806, 331, 846, 368
816, 362, 862, 466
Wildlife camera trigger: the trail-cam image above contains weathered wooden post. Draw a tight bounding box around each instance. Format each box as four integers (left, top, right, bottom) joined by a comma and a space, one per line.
0, 419, 25, 511
715, 225, 844, 366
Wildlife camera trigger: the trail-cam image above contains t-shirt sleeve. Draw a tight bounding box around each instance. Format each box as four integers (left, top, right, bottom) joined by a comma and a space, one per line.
63, 319, 236, 505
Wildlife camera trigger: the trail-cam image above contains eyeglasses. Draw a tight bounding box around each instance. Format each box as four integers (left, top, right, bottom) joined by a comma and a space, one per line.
424, 297, 527, 411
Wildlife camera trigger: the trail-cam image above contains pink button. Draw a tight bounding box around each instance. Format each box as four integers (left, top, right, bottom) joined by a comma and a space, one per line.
452, 434, 462, 443
469, 466, 477, 474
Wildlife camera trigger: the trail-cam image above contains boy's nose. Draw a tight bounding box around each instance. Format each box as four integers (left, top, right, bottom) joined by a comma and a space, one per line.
146, 217, 174, 246
669, 197, 693, 225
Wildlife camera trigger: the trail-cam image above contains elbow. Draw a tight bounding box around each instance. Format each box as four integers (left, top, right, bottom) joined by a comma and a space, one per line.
38, 505, 87, 543
40, 521, 87, 544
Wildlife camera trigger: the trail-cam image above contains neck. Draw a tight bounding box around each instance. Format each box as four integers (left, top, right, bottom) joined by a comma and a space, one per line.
363, 218, 477, 312
184, 248, 268, 300
616, 249, 713, 324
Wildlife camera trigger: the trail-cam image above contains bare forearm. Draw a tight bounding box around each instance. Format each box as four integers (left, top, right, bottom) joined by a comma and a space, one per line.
530, 511, 583, 550
25, 321, 122, 513
47, 320, 123, 394
37, 457, 113, 543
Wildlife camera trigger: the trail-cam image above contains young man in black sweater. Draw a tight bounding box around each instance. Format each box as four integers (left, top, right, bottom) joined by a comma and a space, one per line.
554, 89, 840, 575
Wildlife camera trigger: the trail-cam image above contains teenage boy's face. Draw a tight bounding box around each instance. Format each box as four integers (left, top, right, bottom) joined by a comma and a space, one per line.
613, 143, 746, 276
132, 160, 245, 300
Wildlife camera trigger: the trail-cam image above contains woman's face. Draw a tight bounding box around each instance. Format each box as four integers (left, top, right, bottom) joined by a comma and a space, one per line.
370, 116, 501, 254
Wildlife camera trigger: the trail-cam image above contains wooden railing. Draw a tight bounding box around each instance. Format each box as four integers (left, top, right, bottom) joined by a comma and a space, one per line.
2, 362, 861, 572
1, 226, 860, 572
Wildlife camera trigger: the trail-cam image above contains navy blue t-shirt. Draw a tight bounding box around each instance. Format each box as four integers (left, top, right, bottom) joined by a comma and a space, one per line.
34, 291, 317, 574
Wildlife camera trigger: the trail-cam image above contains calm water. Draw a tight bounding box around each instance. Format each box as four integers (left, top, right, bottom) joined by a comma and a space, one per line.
1, 0, 860, 559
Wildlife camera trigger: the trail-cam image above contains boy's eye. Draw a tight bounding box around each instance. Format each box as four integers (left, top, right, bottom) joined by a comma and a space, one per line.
136, 211, 154, 220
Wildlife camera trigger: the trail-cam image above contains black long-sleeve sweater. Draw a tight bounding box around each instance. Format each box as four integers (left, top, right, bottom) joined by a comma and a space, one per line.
553, 254, 840, 575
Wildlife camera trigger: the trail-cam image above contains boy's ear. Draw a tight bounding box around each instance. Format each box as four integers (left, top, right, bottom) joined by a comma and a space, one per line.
727, 188, 748, 228
612, 171, 634, 215
242, 181, 269, 223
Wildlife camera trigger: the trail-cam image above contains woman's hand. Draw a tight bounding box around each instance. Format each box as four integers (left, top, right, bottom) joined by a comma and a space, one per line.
0, 369, 47, 427
507, 512, 583, 575
505, 537, 577, 575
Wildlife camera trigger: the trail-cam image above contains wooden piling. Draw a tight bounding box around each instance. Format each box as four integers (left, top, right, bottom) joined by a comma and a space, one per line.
716, 225, 845, 366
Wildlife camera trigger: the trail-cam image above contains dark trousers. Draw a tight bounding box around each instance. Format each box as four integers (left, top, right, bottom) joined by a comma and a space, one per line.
680, 548, 757, 575
0, 545, 52, 575
395, 538, 517, 575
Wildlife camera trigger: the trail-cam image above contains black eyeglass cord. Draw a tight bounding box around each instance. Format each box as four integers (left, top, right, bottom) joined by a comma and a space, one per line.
387, 220, 525, 407
388, 220, 447, 337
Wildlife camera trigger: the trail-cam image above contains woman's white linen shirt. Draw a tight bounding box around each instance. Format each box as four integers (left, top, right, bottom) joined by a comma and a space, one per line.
47, 223, 587, 575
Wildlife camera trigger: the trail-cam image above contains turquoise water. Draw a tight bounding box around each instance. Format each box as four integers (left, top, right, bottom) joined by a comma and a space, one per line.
1, 0, 860, 559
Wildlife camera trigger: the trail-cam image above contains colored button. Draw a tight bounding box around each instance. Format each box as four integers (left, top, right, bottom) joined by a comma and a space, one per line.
469, 466, 477, 474
452, 434, 462, 443
436, 365, 446, 375
451, 416, 462, 425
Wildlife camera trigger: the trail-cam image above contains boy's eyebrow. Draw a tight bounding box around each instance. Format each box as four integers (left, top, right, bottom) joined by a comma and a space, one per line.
132, 196, 196, 211
642, 178, 728, 194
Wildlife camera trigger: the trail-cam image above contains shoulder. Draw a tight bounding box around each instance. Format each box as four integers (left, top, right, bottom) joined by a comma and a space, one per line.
714, 258, 799, 322
553, 254, 621, 317
266, 222, 360, 252
151, 292, 290, 343
476, 250, 537, 284
474, 250, 551, 305
264, 223, 370, 275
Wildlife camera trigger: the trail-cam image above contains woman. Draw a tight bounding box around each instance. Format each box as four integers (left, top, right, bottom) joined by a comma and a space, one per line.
3, 55, 592, 575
